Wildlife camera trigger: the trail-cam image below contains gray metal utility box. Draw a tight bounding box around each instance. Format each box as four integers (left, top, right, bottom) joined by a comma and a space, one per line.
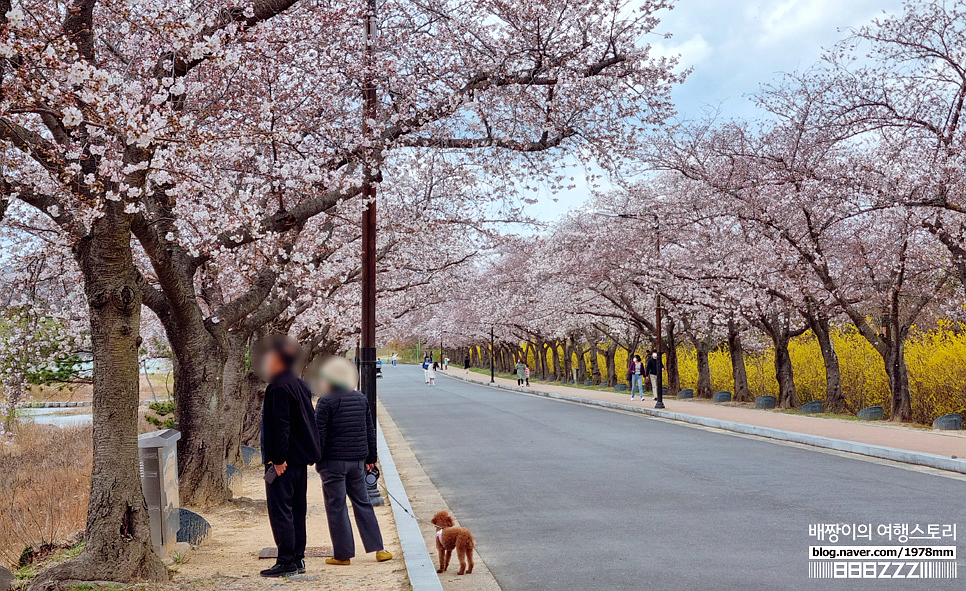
138, 428, 181, 556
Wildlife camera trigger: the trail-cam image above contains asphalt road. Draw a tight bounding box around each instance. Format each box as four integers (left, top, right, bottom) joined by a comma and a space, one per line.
380, 365, 965, 591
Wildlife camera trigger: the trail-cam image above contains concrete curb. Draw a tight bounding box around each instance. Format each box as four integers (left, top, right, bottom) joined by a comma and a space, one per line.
377, 422, 445, 591
440, 372, 966, 476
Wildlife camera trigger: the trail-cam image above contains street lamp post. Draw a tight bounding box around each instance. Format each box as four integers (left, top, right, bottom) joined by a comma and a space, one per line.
490, 325, 495, 383
594, 210, 665, 408
360, 0, 383, 505
653, 217, 665, 409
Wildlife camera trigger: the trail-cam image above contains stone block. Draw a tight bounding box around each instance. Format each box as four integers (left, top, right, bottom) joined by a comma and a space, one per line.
933, 413, 963, 431
755, 395, 777, 409
800, 400, 824, 414
240, 445, 259, 467
857, 406, 884, 421
177, 508, 211, 546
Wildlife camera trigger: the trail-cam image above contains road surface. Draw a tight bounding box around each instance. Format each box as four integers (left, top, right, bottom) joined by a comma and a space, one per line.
380, 365, 965, 590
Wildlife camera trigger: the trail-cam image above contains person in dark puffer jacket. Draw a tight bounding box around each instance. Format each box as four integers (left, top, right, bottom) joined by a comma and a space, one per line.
313, 356, 392, 565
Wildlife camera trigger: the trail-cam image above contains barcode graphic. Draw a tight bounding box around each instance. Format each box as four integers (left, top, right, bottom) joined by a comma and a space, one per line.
809, 561, 957, 578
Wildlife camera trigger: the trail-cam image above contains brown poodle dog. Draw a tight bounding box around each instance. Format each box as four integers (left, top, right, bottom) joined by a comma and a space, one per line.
430, 510, 475, 575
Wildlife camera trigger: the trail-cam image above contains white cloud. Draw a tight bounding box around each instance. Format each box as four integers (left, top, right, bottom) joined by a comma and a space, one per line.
754, 0, 839, 46
653, 34, 713, 72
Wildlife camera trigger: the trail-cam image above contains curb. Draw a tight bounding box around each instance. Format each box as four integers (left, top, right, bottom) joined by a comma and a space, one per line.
377, 422, 445, 591
439, 372, 966, 476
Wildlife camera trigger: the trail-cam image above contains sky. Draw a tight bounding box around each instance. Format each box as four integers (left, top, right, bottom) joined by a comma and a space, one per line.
531, 0, 906, 221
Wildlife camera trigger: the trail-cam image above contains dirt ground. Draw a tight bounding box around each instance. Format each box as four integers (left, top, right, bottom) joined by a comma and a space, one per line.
171, 465, 409, 591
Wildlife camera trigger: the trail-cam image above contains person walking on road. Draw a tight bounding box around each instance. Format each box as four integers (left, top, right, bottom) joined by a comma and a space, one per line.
422, 356, 431, 383
313, 356, 393, 567
258, 336, 321, 577
428, 360, 438, 386
645, 351, 662, 398
629, 354, 646, 400
463, 354, 471, 374
515, 359, 527, 386
391, 352, 397, 367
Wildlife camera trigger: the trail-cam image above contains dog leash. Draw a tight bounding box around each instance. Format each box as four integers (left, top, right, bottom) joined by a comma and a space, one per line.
383, 489, 442, 530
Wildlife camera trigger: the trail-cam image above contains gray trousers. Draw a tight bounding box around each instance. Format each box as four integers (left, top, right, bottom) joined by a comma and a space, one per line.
318, 459, 384, 560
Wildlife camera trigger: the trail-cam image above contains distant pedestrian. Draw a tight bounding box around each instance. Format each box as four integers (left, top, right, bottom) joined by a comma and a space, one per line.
646, 351, 661, 398
391, 352, 397, 367
629, 354, 646, 400
422, 356, 431, 383
444, 356, 450, 370
428, 360, 438, 385
463, 355, 471, 374
313, 356, 392, 567
524, 366, 531, 387
625, 357, 635, 392
515, 359, 527, 386
258, 336, 321, 577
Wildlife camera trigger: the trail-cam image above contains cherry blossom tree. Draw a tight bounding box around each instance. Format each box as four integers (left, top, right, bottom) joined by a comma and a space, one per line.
116, 0, 685, 505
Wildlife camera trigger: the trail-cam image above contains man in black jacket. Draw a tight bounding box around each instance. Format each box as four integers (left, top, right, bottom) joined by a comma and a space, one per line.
313, 356, 392, 565
645, 351, 662, 399
259, 336, 321, 577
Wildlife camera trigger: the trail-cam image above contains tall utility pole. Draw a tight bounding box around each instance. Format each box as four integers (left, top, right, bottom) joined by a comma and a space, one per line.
360, 0, 384, 506
360, 0, 378, 420
489, 326, 495, 383
653, 213, 665, 409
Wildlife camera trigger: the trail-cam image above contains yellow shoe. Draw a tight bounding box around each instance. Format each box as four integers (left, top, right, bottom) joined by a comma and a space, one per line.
376, 551, 393, 562
325, 558, 351, 566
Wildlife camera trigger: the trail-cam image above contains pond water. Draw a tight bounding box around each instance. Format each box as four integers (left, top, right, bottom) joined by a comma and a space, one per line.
73, 357, 172, 378
18, 407, 92, 427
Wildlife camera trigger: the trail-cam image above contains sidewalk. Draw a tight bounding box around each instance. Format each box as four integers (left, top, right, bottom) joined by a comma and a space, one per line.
441, 369, 966, 474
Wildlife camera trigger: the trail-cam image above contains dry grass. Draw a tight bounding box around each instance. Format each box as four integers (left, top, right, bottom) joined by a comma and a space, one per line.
23, 372, 173, 404
0, 422, 92, 569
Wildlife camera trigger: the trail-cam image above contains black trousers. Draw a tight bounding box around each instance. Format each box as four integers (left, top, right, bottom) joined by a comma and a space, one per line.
318, 460, 384, 560
266, 463, 308, 567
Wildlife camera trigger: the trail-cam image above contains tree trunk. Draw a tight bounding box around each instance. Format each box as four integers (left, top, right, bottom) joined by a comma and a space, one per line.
168, 326, 232, 507
562, 339, 574, 382
727, 320, 751, 402
222, 331, 265, 466
538, 342, 549, 379
550, 341, 562, 381
694, 337, 712, 398
773, 334, 798, 409
33, 207, 166, 587
665, 319, 680, 395
574, 339, 588, 382
754, 313, 800, 409
884, 340, 913, 421
604, 342, 618, 387
588, 341, 601, 384
804, 311, 845, 413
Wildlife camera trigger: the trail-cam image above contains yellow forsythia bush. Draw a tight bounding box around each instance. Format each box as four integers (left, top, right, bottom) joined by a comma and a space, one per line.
675, 323, 966, 424
522, 323, 966, 424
